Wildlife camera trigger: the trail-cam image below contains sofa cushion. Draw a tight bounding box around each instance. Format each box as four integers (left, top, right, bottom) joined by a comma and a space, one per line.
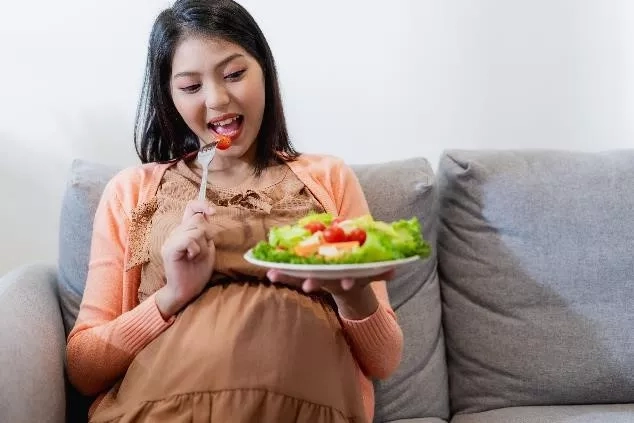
58, 159, 118, 334
353, 158, 449, 422
450, 404, 634, 423
437, 149, 634, 415
0, 264, 66, 423
57, 156, 448, 422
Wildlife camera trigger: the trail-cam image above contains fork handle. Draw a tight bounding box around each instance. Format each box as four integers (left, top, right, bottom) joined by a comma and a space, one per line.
198, 163, 209, 201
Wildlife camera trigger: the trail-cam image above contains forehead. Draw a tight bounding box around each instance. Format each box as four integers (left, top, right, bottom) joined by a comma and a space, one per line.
171, 36, 249, 71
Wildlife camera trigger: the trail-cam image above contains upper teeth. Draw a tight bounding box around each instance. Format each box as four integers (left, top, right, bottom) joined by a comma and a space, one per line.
213, 116, 240, 126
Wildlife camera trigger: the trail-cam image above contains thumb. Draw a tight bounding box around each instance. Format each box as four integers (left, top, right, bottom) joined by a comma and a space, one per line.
183, 200, 216, 222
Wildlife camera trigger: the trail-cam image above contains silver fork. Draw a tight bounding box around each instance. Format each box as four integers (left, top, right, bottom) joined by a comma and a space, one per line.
196, 141, 218, 201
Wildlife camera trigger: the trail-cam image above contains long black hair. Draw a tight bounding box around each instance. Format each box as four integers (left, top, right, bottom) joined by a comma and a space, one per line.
134, 0, 299, 173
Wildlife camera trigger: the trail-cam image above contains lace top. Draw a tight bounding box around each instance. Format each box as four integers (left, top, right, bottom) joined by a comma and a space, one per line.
125, 159, 325, 303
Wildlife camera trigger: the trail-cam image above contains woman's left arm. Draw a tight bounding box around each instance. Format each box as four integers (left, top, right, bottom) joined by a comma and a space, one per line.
329, 161, 404, 379
335, 280, 403, 379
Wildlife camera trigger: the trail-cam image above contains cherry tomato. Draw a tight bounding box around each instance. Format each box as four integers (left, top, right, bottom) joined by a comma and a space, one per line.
347, 228, 367, 245
216, 136, 232, 150
323, 226, 346, 243
332, 217, 344, 225
304, 221, 326, 234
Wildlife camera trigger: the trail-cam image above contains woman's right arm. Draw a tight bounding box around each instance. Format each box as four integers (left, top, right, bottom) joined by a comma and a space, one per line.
66, 179, 175, 396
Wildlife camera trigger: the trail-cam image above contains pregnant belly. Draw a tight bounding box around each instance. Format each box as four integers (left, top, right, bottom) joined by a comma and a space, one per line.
118, 283, 361, 411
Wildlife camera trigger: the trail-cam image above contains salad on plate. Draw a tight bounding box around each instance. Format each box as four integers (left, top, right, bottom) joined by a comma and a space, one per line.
250, 212, 431, 265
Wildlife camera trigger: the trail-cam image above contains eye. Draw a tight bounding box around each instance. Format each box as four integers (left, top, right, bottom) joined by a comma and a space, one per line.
224, 69, 246, 81
180, 84, 201, 93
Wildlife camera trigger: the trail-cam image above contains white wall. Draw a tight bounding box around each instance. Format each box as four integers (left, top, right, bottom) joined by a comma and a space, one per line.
1, 0, 633, 274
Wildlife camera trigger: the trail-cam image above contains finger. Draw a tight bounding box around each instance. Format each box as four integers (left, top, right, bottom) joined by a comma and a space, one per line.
164, 231, 205, 261
201, 221, 215, 242
182, 216, 206, 232
341, 278, 356, 291
182, 212, 215, 242
182, 200, 216, 222
302, 279, 323, 293
183, 210, 209, 228
186, 241, 201, 260
266, 269, 304, 286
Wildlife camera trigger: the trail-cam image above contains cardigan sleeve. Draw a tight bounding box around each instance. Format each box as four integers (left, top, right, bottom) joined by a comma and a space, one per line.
66, 174, 174, 396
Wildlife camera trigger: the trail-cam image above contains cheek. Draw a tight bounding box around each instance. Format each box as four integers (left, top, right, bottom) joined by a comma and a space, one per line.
243, 79, 266, 120
172, 93, 204, 126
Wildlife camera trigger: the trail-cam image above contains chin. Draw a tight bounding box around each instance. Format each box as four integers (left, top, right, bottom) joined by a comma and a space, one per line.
218, 144, 250, 157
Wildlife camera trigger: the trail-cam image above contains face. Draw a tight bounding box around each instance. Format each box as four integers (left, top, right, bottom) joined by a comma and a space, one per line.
170, 36, 265, 159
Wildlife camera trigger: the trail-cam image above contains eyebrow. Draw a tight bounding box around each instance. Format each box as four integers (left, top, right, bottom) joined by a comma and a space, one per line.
172, 53, 245, 79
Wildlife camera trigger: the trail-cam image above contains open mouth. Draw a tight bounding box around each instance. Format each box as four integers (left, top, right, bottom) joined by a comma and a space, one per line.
207, 114, 244, 139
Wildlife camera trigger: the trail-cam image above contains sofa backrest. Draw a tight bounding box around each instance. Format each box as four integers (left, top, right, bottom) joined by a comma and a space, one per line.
57, 156, 449, 422
436, 149, 634, 415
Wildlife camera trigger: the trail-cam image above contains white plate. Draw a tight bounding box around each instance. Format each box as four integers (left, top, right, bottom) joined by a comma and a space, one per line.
243, 249, 420, 280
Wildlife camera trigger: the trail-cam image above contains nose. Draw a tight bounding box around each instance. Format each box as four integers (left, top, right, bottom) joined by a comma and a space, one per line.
204, 83, 230, 109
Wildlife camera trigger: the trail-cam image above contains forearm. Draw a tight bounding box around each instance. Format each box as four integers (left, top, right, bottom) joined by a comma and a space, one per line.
333, 285, 379, 320
66, 292, 174, 396
337, 285, 404, 379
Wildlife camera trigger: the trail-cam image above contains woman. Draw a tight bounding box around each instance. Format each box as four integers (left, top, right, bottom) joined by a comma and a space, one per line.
66, 1, 403, 421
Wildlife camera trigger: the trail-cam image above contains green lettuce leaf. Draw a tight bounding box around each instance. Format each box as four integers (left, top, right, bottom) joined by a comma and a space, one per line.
296, 212, 334, 227
267, 225, 310, 249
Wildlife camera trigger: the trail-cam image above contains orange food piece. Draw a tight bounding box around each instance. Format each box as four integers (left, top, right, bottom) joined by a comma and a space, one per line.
294, 243, 320, 257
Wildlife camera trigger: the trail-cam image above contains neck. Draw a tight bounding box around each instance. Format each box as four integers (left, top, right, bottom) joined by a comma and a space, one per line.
190, 142, 260, 188
209, 156, 253, 175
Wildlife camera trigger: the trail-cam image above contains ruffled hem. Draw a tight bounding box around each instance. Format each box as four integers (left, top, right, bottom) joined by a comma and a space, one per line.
90, 388, 365, 423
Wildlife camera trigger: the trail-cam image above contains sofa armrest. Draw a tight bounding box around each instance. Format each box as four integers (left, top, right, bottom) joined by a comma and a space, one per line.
0, 263, 66, 423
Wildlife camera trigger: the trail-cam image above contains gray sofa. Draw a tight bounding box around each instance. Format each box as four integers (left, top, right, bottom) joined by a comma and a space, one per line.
2, 149, 634, 423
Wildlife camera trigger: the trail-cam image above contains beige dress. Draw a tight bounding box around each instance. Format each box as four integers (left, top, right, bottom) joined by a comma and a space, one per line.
88, 159, 368, 423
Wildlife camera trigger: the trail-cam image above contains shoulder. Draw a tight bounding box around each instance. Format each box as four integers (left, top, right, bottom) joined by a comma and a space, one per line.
292, 153, 346, 167
287, 153, 366, 216
288, 153, 355, 183
101, 162, 170, 216
106, 162, 165, 190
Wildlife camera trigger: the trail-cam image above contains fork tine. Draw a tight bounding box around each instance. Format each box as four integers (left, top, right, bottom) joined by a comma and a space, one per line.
196, 144, 216, 201
199, 140, 218, 152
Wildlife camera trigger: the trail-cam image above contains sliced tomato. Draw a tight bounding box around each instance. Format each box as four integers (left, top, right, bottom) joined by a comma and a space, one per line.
323, 225, 346, 243
304, 221, 326, 234
347, 228, 367, 245
216, 135, 232, 150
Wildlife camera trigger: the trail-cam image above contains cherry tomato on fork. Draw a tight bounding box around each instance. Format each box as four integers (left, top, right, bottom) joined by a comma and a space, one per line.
216, 136, 232, 150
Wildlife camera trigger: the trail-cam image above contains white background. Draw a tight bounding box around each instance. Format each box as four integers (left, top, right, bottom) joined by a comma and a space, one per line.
1, 0, 633, 274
